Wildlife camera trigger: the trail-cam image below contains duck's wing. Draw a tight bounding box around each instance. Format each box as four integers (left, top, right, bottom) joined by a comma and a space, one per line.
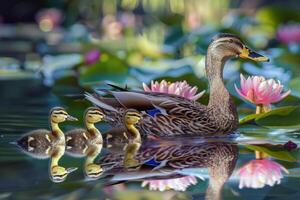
65, 128, 89, 157
16, 129, 52, 159
85, 90, 208, 136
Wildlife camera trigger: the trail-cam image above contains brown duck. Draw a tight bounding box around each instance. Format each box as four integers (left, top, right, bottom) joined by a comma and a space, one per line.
86, 33, 269, 137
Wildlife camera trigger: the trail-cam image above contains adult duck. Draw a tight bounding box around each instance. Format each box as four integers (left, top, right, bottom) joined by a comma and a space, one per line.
86, 33, 269, 137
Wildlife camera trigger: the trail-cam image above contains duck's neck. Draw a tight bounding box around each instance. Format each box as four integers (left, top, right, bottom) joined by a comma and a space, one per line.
50, 121, 64, 139
205, 48, 233, 111
125, 124, 141, 143
85, 121, 101, 137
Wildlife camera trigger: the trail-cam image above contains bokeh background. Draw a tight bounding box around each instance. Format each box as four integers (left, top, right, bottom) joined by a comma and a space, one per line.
1, 0, 300, 199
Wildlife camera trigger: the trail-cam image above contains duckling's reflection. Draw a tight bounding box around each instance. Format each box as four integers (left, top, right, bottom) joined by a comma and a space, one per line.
99, 138, 238, 200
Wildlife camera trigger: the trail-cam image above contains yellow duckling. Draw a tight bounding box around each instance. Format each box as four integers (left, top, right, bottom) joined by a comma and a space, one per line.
123, 110, 142, 169
16, 107, 78, 183
65, 107, 105, 179
123, 110, 142, 144
105, 109, 143, 149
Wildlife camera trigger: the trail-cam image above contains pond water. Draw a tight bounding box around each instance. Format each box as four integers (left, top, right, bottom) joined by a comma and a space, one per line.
1, 78, 300, 200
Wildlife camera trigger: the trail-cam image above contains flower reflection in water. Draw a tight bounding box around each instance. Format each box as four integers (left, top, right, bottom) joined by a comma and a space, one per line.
141, 176, 198, 192
237, 159, 289, 189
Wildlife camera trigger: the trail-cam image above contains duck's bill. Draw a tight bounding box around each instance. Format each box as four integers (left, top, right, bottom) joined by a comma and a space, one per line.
66, 115, 78, 121
239, 46, 269, 62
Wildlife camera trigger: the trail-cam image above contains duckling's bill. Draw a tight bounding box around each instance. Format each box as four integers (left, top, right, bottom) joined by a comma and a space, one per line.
66, 115, 78, 121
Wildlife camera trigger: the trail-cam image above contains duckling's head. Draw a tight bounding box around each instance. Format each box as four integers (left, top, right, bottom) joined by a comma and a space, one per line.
209, 33, 269, 62
50, 107, 78, 123
85, 164, 103, 179
124, 109, 142, 125
85, 107, 104, 124
50, 166, 77, 183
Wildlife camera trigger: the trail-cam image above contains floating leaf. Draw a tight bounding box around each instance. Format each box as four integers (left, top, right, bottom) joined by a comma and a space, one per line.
256, 106, 300, 129
79, 52, 129, 87
289, 78, 300, 98
245, 144, 296, 162
239, 106, 300, 128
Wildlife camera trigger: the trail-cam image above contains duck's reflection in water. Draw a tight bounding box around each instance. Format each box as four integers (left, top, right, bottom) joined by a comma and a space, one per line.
99, 137, 238, 200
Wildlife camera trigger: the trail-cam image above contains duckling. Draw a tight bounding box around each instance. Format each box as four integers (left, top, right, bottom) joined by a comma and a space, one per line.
105, 109, 142, 150
106, 109, 142, 169
16, 107, 78, 183
65, 107, 105, 179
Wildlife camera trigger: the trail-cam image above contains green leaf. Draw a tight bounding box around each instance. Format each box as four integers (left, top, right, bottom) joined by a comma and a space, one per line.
256, 106, 300, 129
245, 144, 296, 162
239, 106, 300, 128
239, 113, 259, 124
289, 78, 300, 98
238, 124, 271, 135
79, 52, 129, 87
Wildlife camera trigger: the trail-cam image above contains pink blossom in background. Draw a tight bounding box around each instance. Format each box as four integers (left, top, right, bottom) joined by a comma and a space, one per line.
186, 12, 202, 30
277, 24, 300, 45
143, 80, 205, 100
235, 74, 290, 106
84, 49, 101, 65
119, 12, 136, 28
141, 176, 197, 191
237, 159, 289, 189
36, 8, 63, 31
102, 15, 123, 40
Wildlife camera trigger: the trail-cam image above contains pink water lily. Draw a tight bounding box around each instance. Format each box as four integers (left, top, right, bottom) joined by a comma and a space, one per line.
143, 80, 205, 100
36, 8, 63, 32
141, 176, 197, 191
84, 49, 101, 65
277, 24, 300, 45
235, 74, 290, 107
237, 159, 289, 189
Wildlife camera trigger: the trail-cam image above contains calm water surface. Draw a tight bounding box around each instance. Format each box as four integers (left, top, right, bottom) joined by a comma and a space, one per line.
1, 79, 300, 200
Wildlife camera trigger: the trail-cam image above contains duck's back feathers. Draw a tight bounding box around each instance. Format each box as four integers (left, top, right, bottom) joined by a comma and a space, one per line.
16, 129, 52, 159
85, 91, 220, 136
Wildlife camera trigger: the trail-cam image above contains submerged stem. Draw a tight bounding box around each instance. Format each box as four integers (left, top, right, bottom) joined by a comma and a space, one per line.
255, 104, 270, 159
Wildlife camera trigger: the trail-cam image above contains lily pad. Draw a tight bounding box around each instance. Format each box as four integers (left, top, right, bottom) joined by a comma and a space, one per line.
239, 106, 300, 129
245, 144, 296, 162
256, 106, 300, 129
79, 52, 129, 87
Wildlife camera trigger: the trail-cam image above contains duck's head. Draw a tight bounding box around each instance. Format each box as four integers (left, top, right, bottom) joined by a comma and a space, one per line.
50, 166, 77, 183
50, 107, 78, 123
85, 107, 105, 124
85, 164, 103, 179
124, 110, 142, 125
209, 33, 269, 62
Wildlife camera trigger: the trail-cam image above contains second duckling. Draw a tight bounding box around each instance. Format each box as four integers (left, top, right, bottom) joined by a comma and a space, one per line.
65, 107, 105, 179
